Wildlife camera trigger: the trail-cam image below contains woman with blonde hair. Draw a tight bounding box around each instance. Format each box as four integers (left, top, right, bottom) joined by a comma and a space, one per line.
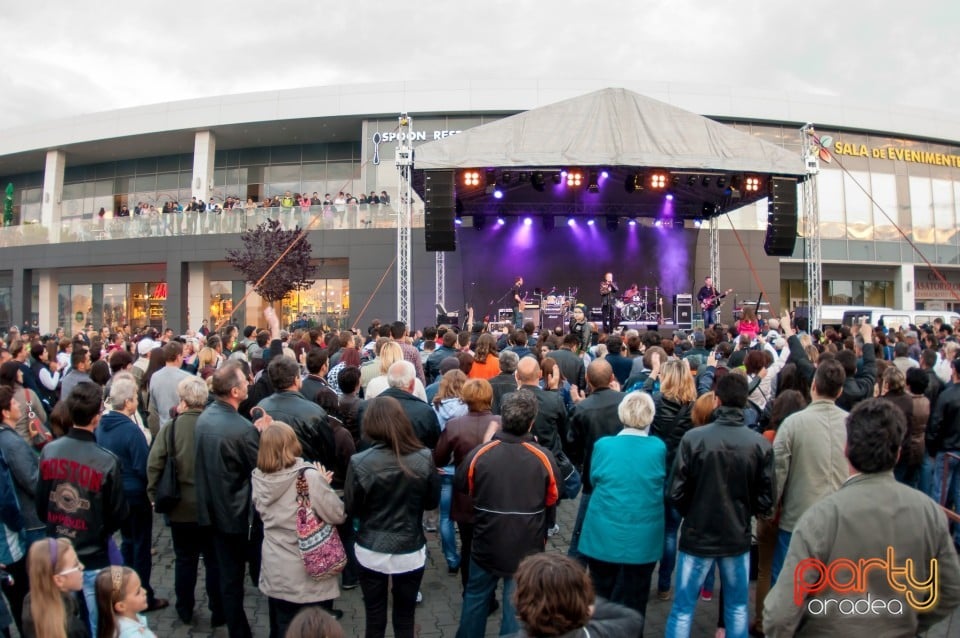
252, 422, 347, 638
645, 352, 713, 600
364, 342, 426, 400
467, 333, 500, 380
196, 347, 219, 380
22, 538, 88, 638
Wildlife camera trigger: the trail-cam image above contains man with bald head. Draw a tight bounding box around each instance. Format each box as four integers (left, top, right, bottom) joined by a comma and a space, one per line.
567, 359, 625, 562
508, 357, 569, 460
358, 360, 440, 449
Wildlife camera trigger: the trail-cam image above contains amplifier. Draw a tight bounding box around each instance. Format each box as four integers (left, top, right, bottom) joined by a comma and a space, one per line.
674, 293, 693, 303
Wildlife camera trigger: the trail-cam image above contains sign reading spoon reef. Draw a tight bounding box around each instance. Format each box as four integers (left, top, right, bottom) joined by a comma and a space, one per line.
832, 142, 960, 168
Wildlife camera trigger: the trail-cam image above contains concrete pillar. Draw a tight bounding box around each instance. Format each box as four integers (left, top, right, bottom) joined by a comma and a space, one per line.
37, 271, 59, 334
896, 263, 916, 310
192, 131, 216, 204
41, 150, 66, 243
187, 262, 210, 333
165, 261, 189, 334
11, 268, 31, 329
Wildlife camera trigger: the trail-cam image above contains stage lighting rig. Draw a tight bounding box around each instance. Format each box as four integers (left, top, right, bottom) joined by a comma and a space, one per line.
566, 170, 583, 187
587, 171, 600, 193
745, 176, 761, 192
462, 170, 481, 187
531, 171, 546, 192
649, 172, 668, 190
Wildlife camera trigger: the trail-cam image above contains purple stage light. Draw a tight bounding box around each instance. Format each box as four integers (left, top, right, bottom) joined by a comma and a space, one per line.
493, 190, 503, 199
628, 219, 636, 226
587, 218, 595, 226
523, 217, 532, 226
455, 218, 463, 225
497, 217, 505, 226
665, 193, 674, 201
567, 218, 576, 227
601, 171, 609, 179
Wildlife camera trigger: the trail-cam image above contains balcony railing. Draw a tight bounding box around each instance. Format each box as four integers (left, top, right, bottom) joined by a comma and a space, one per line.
0, 204, 422, 246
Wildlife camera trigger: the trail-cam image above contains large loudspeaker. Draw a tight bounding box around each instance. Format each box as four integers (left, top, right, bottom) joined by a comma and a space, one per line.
542, 312, 564, 333
765, 177, 799, 256
424, 170, 456, 251
674, 302, 692, 329
522, 307, 540, 326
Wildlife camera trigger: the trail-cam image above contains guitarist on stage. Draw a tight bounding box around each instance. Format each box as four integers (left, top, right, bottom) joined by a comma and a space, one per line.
697, 275, 730, 327
511, 275, 524, 329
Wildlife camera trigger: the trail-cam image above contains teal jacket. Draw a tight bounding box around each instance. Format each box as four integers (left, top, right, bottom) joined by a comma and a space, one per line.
579, 431, 666, 564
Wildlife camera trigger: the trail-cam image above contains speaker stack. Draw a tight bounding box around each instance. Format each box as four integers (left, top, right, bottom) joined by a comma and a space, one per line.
764, 177, 799, 256
674, 294, 692, 329
424, 170, 456, 252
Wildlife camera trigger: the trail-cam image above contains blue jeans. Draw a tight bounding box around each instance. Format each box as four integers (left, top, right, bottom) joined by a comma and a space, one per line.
440, 472, 460, 569
567, 491, 592, 564
658, 504, 681, 592
770, 529, 792, 587
933, 452, 960, 546
665, 551, 750, 638
82, 568, 99, 636
456, 558, 518, 638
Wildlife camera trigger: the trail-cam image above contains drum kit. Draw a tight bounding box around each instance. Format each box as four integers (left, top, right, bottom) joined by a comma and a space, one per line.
616, 286, 662, 323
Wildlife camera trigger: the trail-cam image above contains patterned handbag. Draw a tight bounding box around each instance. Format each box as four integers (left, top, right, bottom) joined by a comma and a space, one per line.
296, 468, 347, 579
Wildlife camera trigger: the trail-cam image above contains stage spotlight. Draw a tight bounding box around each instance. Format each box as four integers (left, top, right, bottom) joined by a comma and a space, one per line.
701, 176, 711, 187
543, 216, 555, 231
665, 193, 674, 201
551, 172, 563, 185
531, 171, 546, 192
587, 171, 600, 193
628, 218, 637, 226
566, 170, 583, 187
717, 176, 727, 188
606, 216, 619, 232
566, 217, 576, 227
523, 217, 532, 226
496, 217, 505, 226
472, 215, 486, 230
649, 172, 668, 189
671, 175, 680, 188
462, 170, 481, 187
693, 219, 703, 228
455, 217, 463, 226
624, 172, 644, 194
587, 218, 595, 226
519, 172, 530, 183
485, 169, 497, 187
745, 176, 761, 192
501, 171, 513, 185
686, 175, 697, 187
493, 190, 503, 199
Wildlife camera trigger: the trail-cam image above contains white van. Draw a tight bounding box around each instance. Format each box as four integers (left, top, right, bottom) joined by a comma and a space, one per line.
811, 306, 959, 331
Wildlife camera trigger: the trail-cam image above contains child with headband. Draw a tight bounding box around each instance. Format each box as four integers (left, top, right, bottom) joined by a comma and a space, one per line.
22, 538, 88, 638
94, 566, 155, 638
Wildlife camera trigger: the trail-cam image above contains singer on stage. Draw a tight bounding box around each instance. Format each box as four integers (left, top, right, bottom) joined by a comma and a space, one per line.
599, 272, 618, 333
511, 275, 524, 329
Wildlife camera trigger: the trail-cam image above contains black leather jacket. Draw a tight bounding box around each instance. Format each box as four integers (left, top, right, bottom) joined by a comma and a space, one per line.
928, 383, 960, 454
37, 429, 129, 569
669, 406, 774, 557
256, 391, 336, 466
344, 443, 440, 554
568, 387, 626, 493
194, 400, 260, 534
650, 396, 695, 474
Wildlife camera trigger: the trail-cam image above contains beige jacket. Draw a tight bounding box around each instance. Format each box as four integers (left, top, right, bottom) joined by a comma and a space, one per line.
252, 459, 347, 603
773, 399, 849, 532
764, 472, 960, 637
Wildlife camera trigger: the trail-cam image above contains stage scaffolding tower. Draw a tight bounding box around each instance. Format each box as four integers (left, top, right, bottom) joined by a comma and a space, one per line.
395, 114, 414, 327
800, 124, 822, 330
709, 215, 720, 293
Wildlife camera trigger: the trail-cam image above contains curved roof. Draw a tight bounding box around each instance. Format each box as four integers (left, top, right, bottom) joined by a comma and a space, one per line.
415, 88, 806, 175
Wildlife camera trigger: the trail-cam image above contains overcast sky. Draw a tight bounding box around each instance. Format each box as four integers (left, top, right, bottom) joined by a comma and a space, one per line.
1, 0, 956, 130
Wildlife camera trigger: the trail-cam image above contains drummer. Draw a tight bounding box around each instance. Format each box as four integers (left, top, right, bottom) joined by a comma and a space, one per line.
622, 282, 640, 300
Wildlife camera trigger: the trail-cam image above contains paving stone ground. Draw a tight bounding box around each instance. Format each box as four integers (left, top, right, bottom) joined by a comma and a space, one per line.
122, 496, 959, 637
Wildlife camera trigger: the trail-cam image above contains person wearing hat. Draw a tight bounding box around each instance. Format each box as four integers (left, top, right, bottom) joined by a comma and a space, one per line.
569, 305, 592, 355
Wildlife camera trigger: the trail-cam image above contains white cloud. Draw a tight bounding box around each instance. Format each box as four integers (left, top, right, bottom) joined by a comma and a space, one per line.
1, 0, 957, 128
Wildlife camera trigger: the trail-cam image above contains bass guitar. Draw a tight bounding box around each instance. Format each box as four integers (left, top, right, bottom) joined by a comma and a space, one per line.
700, 288, 733, 311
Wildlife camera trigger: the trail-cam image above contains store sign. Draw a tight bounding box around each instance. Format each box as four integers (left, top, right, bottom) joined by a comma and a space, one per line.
833, 142, 960, 168
916, 273, 960, 300
151, 283, 168, 300
377, 129, 463, 143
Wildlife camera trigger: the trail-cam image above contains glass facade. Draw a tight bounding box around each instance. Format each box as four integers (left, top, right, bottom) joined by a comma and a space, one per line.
209, 280, 234, 326
58, 282, 166, 333
281, 278, 350, 330
781, 279, 894, 309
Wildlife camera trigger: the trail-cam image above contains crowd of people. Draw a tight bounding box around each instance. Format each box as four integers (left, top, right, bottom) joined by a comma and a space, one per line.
0, 306, 959, 637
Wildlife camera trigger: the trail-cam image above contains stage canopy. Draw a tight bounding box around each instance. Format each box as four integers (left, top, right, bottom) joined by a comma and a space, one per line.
414, 87, 807, 222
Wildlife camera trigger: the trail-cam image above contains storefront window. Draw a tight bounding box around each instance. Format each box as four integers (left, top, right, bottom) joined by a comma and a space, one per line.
281, 279, 350, 330
209, 281, 234, 326
102, 284, 128, 329
130, 283, 166, 331
58, 284, 94, 337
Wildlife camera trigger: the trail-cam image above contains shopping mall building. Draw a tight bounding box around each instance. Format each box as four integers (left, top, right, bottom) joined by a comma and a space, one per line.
0, 80, 958, 335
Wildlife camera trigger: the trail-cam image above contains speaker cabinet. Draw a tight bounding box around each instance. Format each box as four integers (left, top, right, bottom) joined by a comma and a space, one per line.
675, 303, 692, 329
522, 307, 540, 326
542, 312, 564, 333
424, 170, 456, 251
764, 177, 798, 256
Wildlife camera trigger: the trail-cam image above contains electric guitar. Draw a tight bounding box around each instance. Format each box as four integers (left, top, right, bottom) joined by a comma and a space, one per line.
701, 288, 733, 311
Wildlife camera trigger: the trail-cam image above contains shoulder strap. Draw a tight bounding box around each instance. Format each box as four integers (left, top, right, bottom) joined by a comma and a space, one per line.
167, 414, 178, 448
